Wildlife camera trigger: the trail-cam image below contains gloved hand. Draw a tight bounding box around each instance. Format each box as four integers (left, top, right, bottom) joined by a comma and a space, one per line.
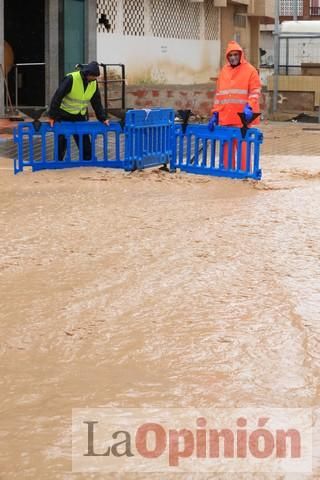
243, 103, 253, 122
208, 111, 219, 131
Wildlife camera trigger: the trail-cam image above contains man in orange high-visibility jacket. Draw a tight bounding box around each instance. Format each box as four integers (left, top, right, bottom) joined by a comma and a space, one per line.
208, 40, 261, 170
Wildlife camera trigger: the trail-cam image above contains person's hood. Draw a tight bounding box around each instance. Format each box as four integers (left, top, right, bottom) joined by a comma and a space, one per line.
225, 40, 246, 65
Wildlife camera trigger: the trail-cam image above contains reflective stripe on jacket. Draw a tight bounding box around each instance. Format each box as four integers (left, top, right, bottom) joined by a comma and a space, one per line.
60, 71, 97, 115
211, 40, 261, 127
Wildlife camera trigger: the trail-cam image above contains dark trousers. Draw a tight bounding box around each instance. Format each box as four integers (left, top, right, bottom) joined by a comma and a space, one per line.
58, 133, 92, 161
56, 112, 92, 161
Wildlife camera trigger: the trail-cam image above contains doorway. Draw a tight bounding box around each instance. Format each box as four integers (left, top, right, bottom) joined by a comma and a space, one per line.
4, 0, 45, 107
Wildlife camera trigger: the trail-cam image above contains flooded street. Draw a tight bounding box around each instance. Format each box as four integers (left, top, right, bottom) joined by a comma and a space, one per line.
0, 123, 320, 479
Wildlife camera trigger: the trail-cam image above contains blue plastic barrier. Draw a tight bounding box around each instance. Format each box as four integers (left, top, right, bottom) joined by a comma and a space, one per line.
171, 124, 263, 180
124, 108, 174, 171
13, 108, 263, 180
13, 120, 124, 174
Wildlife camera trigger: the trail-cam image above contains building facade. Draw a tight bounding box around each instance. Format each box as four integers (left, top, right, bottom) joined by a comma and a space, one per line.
0, 0, 96, 115
0, 0, 273, 116
261, 0, 320, 66
279, 0, 320, 19
97, 0, 221, 86
259, 0, 320, 116
219, 0, 275, 69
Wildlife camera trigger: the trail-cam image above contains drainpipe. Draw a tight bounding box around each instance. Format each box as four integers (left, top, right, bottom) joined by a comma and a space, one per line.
272, 0, 280, 113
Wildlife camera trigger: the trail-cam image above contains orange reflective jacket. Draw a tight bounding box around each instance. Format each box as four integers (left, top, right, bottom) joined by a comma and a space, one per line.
211, 40, 261, 127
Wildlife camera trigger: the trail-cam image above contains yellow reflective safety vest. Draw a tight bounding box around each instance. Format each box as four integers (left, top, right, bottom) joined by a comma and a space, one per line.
60, 71, 97, 115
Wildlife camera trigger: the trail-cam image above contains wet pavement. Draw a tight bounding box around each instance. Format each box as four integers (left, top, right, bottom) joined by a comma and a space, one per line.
0, 121, 320, 479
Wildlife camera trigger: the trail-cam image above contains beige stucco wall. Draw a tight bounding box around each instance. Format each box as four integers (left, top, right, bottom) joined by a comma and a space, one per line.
98, 35, 221, 85
249, 16, 260, 68
220, 4, 261, 68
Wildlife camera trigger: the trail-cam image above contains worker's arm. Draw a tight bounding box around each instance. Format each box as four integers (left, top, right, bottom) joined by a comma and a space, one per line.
48, 76, 73, 120
247, 68, 261, 112
90, 85, 109, 124
210, 75, 224, 115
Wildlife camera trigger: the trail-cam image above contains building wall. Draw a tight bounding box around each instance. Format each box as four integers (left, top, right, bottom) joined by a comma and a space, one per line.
220, 5, 236, 61
85, 0, 97, 62
268, 74, 320, 109
126, 83, 215, 116
98, 35, 220, 85
249, 16, 260, 67
46, 0, 97, 105
0, 0, 265, 116
45, 0, 60, 105
260, 27, 275, 65
280, 0, 320, 19
0, 0, 97, 114
220, 2, 259, 66
97, 0, 220, 85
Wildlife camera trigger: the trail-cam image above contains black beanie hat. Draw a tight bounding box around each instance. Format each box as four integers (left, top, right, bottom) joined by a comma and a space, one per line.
83, 61, 100, 77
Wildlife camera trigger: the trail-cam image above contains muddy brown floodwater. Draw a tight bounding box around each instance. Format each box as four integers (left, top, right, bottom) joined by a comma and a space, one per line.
0, 123, 320, 479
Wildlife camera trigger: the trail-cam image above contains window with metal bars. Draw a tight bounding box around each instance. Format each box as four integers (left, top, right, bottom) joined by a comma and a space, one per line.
280, 0, 303, 16
234, 14, 246, 28
309, 0, 320, 16
96, 0, 219, 40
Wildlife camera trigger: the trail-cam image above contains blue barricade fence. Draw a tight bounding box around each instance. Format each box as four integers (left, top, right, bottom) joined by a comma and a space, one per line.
171, 124, 263, 180
124, 109, 174, 171
13, 120, 124, 174
13, 108, 263, 180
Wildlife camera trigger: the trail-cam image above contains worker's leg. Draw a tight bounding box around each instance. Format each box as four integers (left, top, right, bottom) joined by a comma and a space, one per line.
223, 140, 249, 170
240, 141, 248, 170
73, 134, 92, 161
233, 140, 249, 170
58, 135, 67, 161
82, 134, 92, 160
223, 140, 237, 169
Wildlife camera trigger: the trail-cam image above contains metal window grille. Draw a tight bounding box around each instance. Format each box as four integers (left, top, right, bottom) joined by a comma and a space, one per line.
96, 0, 217, 40
97, 0, 118, 33
280, 0, 303, 16
123, 0, 145, 36
234, 14, 246, 28
310, 0, 320, 15
204, 1, 219, 40
151, 0, 201, 40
